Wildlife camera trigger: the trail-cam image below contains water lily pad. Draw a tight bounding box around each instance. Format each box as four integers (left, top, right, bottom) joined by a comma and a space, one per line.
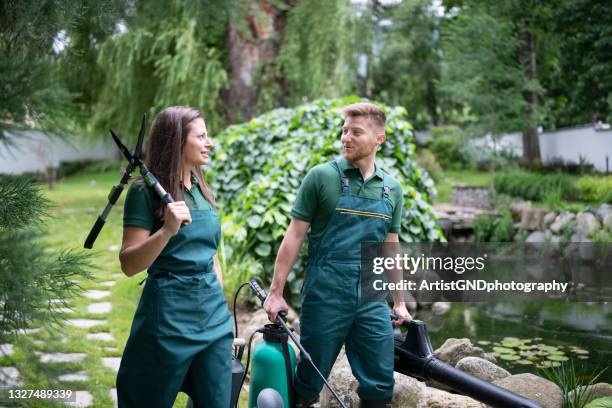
502, 341, 521, 348
538, 345, 558, 352
572, 349, 589, 355
515, 359, 534, 365
518, 345, 531, 350
500, 354, 521, 361
539, 361, 561, 368
493, 347, 515, 354
477, 341, 491, 346
503, 337, 520, 342
549, 350, 565, 355
548, 355, 569, 362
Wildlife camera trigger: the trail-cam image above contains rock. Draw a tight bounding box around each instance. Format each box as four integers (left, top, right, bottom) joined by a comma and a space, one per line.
568, 383, 612, 404
509, 202, 532, 220
419, 387, 486, 408
39, 352, 86, 363
65, 391, 94, 407
0, 366, 23, 387
99, 281, 117, 287
550, 212, 575, 235
455, 357, 510, 383
526, 231, 546, 243
543, 212, 557, 228
521, 208, 545, 231
83, 290, 111, 300
66, 319, 107, 329
431, 302, 451, 315
570, 230, 592, 243
86, 332, 115, 342
604, 213, 612, 230
434, 338, 496, 367
596, 204, 612, 221
492, 373, 563, 408
58, 371, 89, 382
576, 213, 601, 235
0, 344, 14, 356
87, 302, 112, 314
319, 348, 357, 407
391, 374, 426, 408
110, 388, 118, 408
102, 357, 122, 372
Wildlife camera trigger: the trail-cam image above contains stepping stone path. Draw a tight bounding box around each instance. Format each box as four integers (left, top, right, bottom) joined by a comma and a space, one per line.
58, 371, 89, 382
65, 390, 94, 407
88, 302, 112, 314
0, 366, 23, 387
39, 352, 86, 363
83, 290, 111, 300
67, 319, 107, 329
0, 343, 14, 356
7, 272, 126, 406
86, 332, 114, 342
102, 357, 121, 372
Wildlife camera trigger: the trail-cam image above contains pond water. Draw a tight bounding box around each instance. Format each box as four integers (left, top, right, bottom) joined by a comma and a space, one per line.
416, 301, 612, 383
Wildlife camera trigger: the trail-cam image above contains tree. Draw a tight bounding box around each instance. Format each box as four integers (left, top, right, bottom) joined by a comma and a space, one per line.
0, 176, 93, 339
441, 1, 548, 166
373, 0, 443, 128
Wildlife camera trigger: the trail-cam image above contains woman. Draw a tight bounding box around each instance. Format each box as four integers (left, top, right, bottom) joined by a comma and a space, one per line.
116, 106, 233, 408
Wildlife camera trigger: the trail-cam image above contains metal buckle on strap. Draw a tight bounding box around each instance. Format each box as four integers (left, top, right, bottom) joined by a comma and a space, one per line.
383, 185, 390, 197
341, 177, 349, 188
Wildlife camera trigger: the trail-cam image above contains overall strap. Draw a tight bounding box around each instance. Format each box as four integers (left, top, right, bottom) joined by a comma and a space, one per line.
382, 170, 390, 198
330, 160, 349, 194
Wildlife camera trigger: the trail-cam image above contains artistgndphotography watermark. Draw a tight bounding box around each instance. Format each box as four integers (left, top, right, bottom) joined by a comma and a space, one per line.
360, 242, 612, 303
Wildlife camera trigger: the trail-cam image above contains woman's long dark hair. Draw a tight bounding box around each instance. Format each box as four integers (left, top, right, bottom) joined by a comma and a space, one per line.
145, 106, 216, 221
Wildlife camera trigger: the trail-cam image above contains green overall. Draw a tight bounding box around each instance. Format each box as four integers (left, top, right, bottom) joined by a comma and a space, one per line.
117, 207, 233, 408
295, 160, 395, 401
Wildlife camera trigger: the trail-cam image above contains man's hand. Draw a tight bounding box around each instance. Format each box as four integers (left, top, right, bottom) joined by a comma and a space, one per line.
392, 302, 412, 327
263, 292, 289, 323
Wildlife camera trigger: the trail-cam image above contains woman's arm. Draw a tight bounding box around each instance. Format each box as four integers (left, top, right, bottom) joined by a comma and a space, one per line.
119, 201, 192, 277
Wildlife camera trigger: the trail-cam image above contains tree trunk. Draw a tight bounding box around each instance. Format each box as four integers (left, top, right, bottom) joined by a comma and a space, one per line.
226, 1, 289, 123
518, 23, 541, 167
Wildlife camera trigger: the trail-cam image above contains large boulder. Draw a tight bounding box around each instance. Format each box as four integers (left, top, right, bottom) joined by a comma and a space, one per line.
543, 212, 557, 228
604, 213, 612, 230
455, 356, 510, 383
596, 204, 612, 222
509, 201, 532, 220
418, 387, 486, 408
526, 231, 546, 243
434, 338, 496, 367
492, 373, 563, 408
568, 383, 612, 404
391, 374, 427, 408
521, 207, 545, 231
550, 212, 575, 234
576, 212, 601, 235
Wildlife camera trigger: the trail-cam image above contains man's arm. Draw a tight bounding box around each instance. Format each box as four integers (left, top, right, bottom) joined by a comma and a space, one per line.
385, 232, 412, 325
264, 218, 310, 322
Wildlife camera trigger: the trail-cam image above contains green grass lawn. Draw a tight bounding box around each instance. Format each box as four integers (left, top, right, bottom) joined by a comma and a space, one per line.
1, 170, 200, 407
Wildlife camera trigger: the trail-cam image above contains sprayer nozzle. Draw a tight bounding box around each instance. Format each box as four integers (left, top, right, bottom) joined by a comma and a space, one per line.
248, 279, 267, 302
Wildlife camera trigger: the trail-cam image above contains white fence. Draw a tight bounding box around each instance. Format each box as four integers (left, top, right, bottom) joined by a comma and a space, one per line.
417, 124, 612, 172
0, 130, 116, 175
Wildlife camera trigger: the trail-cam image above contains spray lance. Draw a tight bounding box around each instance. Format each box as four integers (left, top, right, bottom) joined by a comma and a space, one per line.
248, 279, 348, 408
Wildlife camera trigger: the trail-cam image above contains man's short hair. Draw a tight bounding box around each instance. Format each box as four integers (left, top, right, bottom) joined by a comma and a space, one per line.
342, 102, 386, 131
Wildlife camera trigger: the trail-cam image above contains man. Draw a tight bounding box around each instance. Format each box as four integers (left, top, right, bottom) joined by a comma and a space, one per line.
264, 102, 411, 408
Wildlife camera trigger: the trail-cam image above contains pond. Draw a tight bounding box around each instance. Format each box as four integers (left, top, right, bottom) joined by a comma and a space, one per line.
416, 301, 612, 383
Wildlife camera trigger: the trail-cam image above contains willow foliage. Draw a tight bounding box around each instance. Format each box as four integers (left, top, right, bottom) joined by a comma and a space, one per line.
94, 0, 230, 139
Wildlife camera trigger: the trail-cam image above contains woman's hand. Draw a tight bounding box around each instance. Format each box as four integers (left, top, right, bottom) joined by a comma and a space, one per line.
161, 201, 191, 236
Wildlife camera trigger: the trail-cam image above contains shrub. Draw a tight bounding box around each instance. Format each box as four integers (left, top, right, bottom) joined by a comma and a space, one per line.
494, 171, 577, 201
209, 97, 444, 304
414, 148, 443, 182
575, 176, 612, 203
473, 210, 514, 242
429, 126, 470, 170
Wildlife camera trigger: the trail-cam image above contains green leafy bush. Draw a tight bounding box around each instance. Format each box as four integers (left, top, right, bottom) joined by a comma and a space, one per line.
414, 148, 443, 182
428, 126, 470, 170
473, 210, 514, 242
575, 176, 612, 203
495, 171, 577, 201
209, 97, 444, 303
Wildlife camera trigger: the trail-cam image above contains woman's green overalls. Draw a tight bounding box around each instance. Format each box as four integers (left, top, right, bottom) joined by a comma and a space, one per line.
117, 202, 233, 408
295, 160, 395, 402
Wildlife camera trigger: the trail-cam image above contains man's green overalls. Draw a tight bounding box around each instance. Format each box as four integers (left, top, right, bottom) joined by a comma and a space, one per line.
117, 204, 233, 408
295, 160, 395, 402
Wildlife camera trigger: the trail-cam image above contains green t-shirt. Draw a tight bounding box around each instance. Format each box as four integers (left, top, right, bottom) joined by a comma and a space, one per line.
123, 175, 213, 231
291, 158, 403, 239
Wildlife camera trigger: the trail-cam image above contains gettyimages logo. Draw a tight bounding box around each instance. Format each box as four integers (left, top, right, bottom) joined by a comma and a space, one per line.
372, 253, 487, 275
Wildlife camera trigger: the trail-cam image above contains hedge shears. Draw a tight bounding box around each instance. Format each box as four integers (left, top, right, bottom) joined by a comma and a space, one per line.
84, 113, 176, 249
